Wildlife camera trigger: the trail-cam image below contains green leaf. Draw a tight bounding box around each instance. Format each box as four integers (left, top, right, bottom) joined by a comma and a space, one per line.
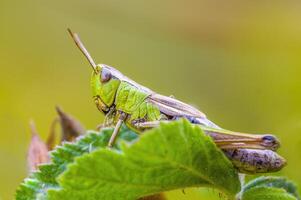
241, 176, 300, 200
47, 120, 240, 199
16, 119, 240, 200
16, 126, 137, 200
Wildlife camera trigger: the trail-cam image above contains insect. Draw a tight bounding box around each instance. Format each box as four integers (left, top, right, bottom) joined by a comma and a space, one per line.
67, 29, 285, 173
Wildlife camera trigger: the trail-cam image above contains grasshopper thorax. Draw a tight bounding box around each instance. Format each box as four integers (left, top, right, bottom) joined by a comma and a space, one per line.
91, 64, 121, 113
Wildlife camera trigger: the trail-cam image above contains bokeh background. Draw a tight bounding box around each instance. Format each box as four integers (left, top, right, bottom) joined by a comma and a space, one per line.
1, 0, 301, 199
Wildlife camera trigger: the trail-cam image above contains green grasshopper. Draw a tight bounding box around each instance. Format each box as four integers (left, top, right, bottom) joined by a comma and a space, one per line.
67, 29, 285, 173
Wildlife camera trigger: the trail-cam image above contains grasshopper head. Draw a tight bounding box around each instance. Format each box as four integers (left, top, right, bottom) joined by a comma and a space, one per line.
68, 29, 121, 113
91, 64, 121, 112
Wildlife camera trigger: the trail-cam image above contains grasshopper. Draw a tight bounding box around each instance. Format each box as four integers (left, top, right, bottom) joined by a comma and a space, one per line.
67, 29, 285, 173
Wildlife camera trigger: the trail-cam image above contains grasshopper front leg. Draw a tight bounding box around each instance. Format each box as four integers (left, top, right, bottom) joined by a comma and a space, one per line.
108, 112, 127, 148
96, 107, 116, 130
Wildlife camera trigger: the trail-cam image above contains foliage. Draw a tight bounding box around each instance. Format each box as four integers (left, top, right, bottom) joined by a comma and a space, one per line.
241, 176, 300, 200
16, 120, 299, 200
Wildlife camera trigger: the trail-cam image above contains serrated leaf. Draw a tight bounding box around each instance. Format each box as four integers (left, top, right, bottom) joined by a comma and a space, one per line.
241, 176, 300, 200
47, 119, 240, 200
16, 126, 137, 200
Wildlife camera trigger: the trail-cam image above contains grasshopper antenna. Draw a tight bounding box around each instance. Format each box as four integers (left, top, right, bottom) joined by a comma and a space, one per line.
67, 28, 97, 73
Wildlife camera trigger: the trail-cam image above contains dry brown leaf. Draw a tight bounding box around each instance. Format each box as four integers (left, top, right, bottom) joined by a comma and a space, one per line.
56, 106, 85, 142
27, 121, 50, 171
46, 117, 59, 150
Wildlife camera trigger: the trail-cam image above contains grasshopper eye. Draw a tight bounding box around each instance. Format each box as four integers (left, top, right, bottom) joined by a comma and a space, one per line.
100, 68, 112, 83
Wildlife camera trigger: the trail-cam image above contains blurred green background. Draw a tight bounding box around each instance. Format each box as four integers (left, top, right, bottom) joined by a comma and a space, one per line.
1, 0, 301, 199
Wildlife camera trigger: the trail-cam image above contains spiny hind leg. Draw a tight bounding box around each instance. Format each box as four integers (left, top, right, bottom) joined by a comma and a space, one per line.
133, 120, 249, 150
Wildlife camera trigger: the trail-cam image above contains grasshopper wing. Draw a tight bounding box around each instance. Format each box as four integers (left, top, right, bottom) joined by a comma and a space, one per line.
104, 65, 205, 118
147, 93, 206, 118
